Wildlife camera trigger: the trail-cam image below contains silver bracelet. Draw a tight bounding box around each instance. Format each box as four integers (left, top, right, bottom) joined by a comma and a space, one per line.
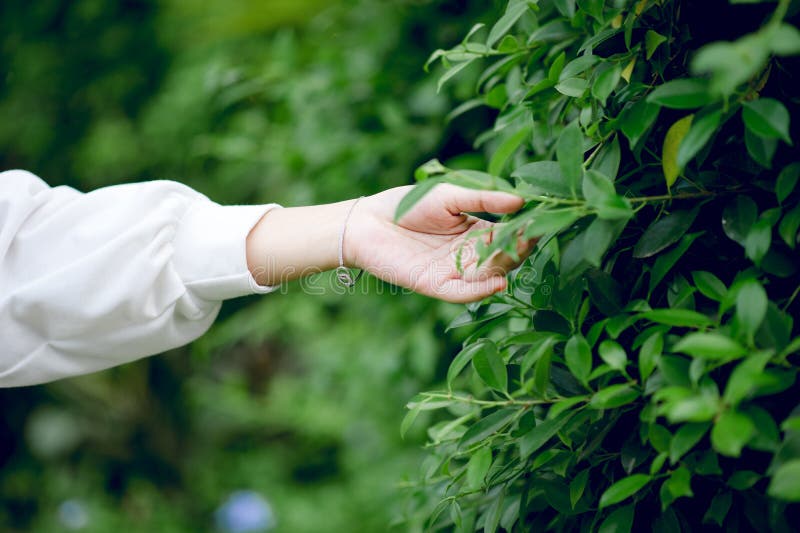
335, 197, 365, 287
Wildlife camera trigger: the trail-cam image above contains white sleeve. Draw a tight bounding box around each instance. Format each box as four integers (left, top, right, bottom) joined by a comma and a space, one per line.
0, 170, 280, 387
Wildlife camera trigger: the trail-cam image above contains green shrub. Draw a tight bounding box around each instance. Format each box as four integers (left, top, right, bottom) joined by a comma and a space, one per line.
401, 0, 800, 530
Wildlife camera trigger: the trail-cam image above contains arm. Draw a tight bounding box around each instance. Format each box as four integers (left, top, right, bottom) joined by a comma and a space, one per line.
246, 183, 531, 303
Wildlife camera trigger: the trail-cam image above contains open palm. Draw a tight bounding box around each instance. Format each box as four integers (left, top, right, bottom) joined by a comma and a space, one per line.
348, 184, 532, 303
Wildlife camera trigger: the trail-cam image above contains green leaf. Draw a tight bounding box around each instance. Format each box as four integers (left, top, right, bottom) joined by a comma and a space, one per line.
523, 209, 582, 239
691, 271, 727, 301
569, 468, 590, 508
466, 447, 492, 490
769, 460, 800, 501
592, 65, 621, 104
489, 126, 531, 176
647, 79, 712, 109
728, 470, 761, 491
722, 349, 774, 406
591, 135, 621, 180
669, 423, 710, 464
677, 109, 721, 168
691, 33, 771, 97
483, 487, 504, 533
565, 334, 592, 384
582, 170, 633, 219
649, 232, 703, 294
437, 59, 477, 93
598, 504, 635, 533
512, 161, 572, 197
645, 30, 667, 59
745, 126, 777, 168
662, 114, 694, 188
620, 99, 660, 148
548, 51, 567, 82
638, 309, 713, 328
459, 408, 517, 449
400, 403, 423, 438
711, 410, 755, 457
598, 474, 652, 509
660, 466, 693, 510
519, 409, 575, 458
770, 22, 800, 55
779, 203, 800, 249
557, 122, 584, 196
486, 1, 529, 47
560, 55, 598, 81
742, 98, 791, 144
639, 330, 663, 382
587, 269, 624, 316
633, 209, 698, 258
598, 340, 627, 371
395, 178, 442, 221
736, 279, 767, 338
722, 196, 758, 244
555, 77, 589, 98
448, 340, 492, 388
583, 217, 624, 267
703, 492, 732, 526
472, 342, 508, 391
776, 162, 800, 204
590, 384, 640, 409
744, 218, 772, 264
672, 332, 747, 359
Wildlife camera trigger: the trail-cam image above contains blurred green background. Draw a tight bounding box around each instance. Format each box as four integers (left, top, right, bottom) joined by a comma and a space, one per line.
0, 0, 503, 531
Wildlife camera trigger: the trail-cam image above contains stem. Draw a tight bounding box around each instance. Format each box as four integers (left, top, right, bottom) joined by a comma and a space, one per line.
628, 190, 717, 203
770, 0, 790, 26
783, 284, 800, 312
421, 391, 556, 408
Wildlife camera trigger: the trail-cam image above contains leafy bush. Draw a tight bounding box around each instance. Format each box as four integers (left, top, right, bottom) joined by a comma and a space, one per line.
401, 0, 800, 530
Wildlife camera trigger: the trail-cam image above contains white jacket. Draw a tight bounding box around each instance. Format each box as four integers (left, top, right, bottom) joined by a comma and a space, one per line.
0, 170, 279, 387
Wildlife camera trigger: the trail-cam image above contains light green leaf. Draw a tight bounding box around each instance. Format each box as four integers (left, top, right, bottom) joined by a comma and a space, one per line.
448, 339, 493, 388
486, 2, 529, 47
519, 409, 575, 458
639, 330, 663, 382
565, 334, 592, 384
599, 340, 627, 370
437, 59, 476, 93
722, 349, 774, 406
660, 466, 693, 510
743, 98, 791, 144
672, 332, 747, 359
489, 126, 531, 176
582, 170, 633, 219
744, 218, 772, 264
662, 114, 694, 189
512, 161, 572, 197
560, 55, 598, 81
711, 410, 755, 457
645, 30, 667, 59
769, 460, 800, 501
599, 474, 652, 509
466, 447, 492, 490
736, 279, 767, 338
459, 408, 517, 449
770, 23, 800, 55
638, 309, 713, 328
590, 384, 640, 409
669, 422, 710, 464
395, 178, 442, 221
598, 504, 635, 533
647, 79, 712, 109
555, 77, 589, 98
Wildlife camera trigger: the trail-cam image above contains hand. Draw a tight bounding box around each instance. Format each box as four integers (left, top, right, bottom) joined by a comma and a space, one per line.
347, 184, 533, 303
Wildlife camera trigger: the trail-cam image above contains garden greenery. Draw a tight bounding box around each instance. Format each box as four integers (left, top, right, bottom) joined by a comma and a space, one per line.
400, 0, 800, 530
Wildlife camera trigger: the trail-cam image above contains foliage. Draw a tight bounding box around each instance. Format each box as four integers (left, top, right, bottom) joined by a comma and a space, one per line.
400, 0, 800, 530
0, 1, 494, 532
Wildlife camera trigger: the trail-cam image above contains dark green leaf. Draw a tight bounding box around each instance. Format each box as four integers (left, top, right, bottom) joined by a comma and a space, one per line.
779, 203, 800, 249
555, 77, 589, 98
723, 349, 773, 406
742, 98, 791, 144
448, 340, 492, 388
587, 269, 624, 316
745, 126, 777, 168
472, 342, 508, 391
459, 408, 517, 449
703, 492, 732, 527
776, 162, 800, 203
744, 218, 772, 264
599, 474, 652, 509
728, 470, 761, 491
669, 423, 710, 464
648, 232, 703, 294
598, 504, 634, 533
592, 64, 621, 104
691, 271, 727, 301
557, 122, 584, 196
565, 334, 592, 384
523, 209, 582, 239
583, 170, 633, 220
645, 30, 667, 59
639, 330, 663, 382
633, 209, 698, 258
489, 126, 531, 176
487, 2, 529, 47
519, 409, 575, 458
569, 468, 590, 508
620, 99, 660, 148
659, 467, 693, 510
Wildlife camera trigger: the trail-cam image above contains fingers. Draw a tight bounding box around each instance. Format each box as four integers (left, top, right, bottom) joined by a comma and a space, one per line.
434, 276, 508, 304
443, 185, 524, 216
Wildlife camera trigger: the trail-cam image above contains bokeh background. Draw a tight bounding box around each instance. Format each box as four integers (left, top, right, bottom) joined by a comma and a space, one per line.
0, 0, 505, 531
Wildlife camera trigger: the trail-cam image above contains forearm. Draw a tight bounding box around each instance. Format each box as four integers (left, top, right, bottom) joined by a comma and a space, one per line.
246, 199, 360, 286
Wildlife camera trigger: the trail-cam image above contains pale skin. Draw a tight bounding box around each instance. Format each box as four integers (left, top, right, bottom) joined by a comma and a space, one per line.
246, 184, 534, 303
